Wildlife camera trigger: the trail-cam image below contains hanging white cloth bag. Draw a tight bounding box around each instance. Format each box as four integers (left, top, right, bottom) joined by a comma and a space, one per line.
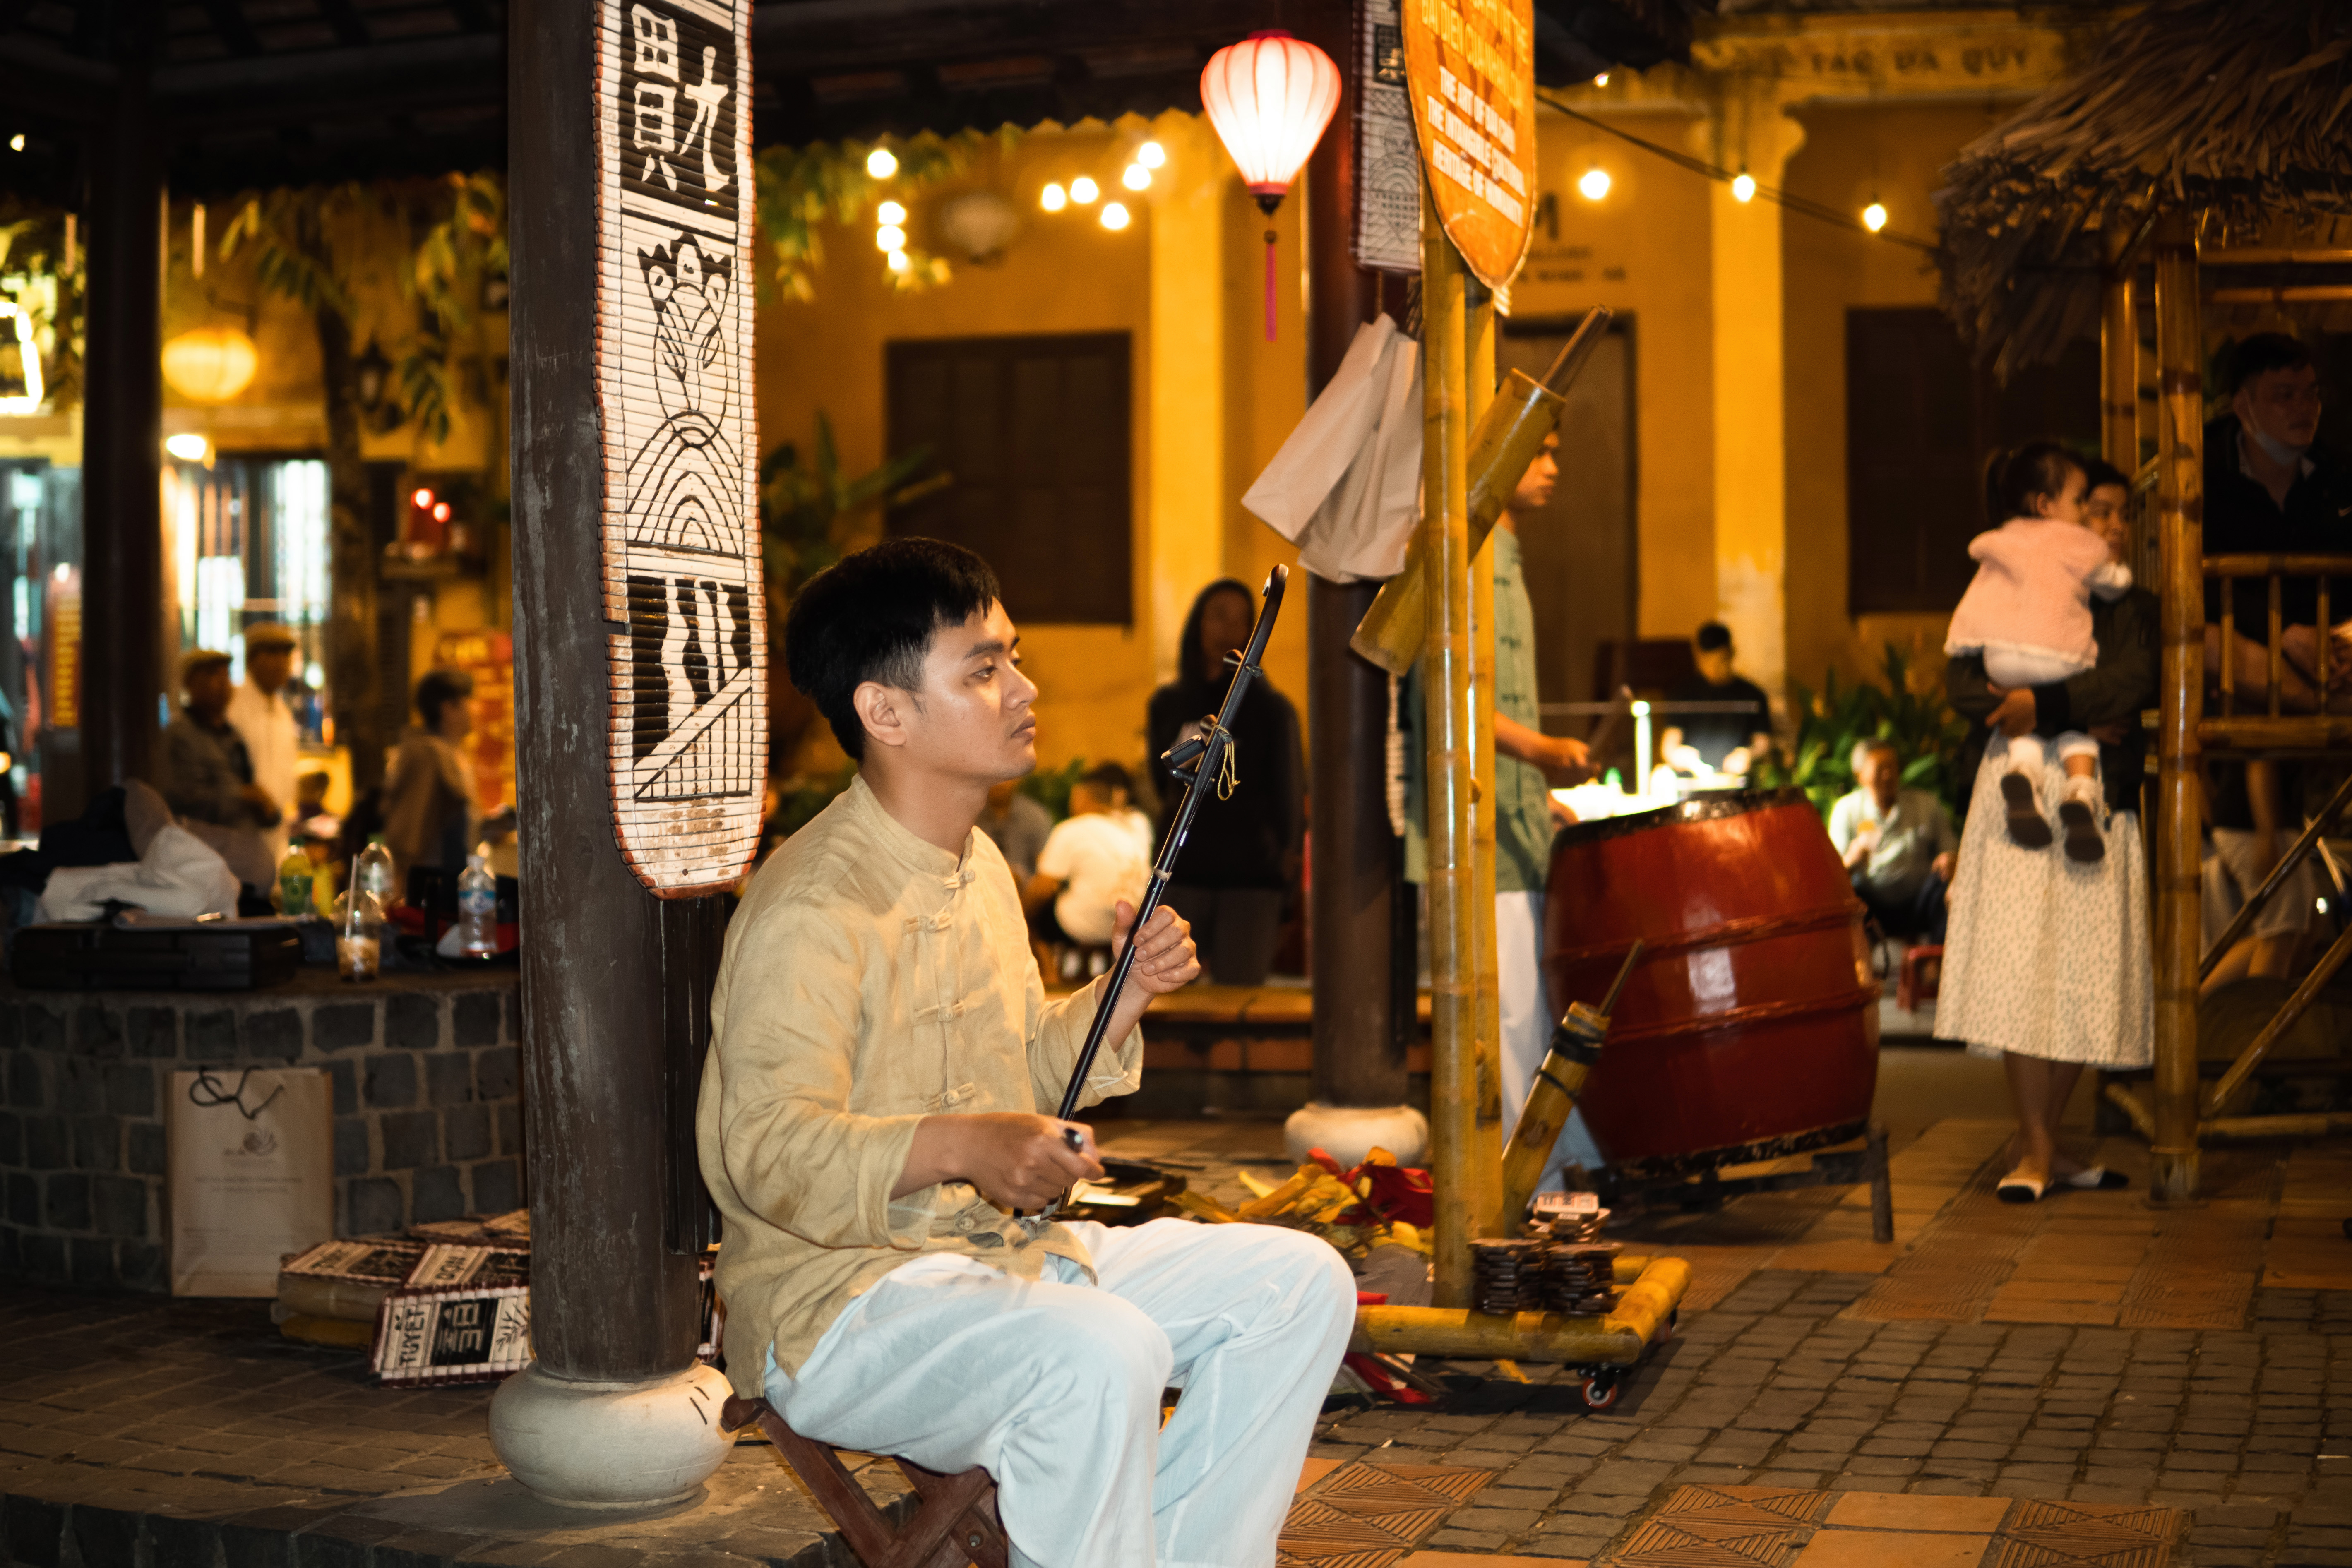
1242, 314, 1423, 582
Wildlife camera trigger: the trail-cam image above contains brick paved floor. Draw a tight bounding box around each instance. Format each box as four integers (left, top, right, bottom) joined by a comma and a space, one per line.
0, 1112, 2344, 1566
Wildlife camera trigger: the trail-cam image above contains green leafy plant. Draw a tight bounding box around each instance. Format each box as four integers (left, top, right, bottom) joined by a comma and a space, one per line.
399, 172, 508, 446
752, 132, 1007, 300
1752, 644, 1970, 821
759, 411, 948, 605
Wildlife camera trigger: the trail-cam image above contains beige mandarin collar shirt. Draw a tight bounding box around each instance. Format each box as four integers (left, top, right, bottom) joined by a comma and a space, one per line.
696, 772, 1142, 1391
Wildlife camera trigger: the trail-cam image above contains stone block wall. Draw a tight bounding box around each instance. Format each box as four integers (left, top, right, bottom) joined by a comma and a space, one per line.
0, 970, 523, 1291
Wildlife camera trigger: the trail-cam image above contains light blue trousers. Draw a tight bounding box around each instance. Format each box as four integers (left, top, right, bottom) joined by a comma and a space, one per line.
765, 1217, 1355, 1568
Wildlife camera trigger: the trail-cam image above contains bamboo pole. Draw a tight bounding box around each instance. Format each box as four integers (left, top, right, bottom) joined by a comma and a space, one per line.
1420, 183, 1476, 1308
2149, 211, 2204, 1204
2100, 226, 2138, 473
1466, 282, 1505, 1245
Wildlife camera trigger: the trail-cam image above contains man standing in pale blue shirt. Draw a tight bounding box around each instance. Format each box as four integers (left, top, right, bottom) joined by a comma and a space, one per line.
1828, 738, 1957, 943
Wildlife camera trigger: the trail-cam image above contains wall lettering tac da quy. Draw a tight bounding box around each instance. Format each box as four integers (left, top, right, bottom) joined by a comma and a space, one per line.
595, 0, 766, 896
1402, 0, 1538, 292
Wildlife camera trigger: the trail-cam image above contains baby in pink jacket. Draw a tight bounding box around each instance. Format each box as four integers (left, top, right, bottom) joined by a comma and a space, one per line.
1946, 448, 2131, 861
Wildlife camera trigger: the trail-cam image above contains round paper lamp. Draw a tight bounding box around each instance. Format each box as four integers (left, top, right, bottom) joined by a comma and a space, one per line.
161, 326, 259, 403
1200, 31, 1340, 216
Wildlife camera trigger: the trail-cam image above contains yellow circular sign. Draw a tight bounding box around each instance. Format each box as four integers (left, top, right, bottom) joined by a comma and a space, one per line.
1402, 0, 1538, 291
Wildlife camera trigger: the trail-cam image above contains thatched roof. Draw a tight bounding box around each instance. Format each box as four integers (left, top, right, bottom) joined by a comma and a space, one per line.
1936, 0, 2352, 379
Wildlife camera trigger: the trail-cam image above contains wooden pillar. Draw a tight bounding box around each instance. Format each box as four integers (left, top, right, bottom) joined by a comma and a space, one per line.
1302, 0, 1408, 1121
1420, 183, 1475, 1307
2149, 213, 2203, 1203
76, 41, 163, 811
2100, 228, 2139, 473
1464, 284, 1504, 1241
507, 0, 699, 1384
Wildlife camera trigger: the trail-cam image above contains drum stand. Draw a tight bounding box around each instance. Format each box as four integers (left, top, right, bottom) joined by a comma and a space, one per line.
1594, 1121, 1895, 1244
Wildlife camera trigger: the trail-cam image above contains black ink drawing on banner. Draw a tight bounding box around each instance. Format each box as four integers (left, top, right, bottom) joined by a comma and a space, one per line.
598, 0, 765, 894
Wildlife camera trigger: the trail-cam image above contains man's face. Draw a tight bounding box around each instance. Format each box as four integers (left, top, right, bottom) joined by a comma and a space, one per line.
185, 664, 231, 718
1858, 749, 1900, 809
1694, 644, 1734, 684
894, 600, 1038, 785
247, 646, 295, 694
2237, 365, 2323, 451
1511, 433, 1561, 514
1199, 589, 1253, 678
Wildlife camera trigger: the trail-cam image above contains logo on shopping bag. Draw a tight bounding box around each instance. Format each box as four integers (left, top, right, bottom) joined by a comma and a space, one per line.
241, 1129, 278, 1157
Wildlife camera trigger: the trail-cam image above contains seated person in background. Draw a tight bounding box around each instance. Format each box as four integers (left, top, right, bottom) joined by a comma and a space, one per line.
1829, 739, 1957, 945
2203, 333, 2352, 706
978, 776, 1053, 883
2201, 757, 2319, 995
1661, 621, 1774, 778
1026, 762, 1154, 953
158, 649, 283, 833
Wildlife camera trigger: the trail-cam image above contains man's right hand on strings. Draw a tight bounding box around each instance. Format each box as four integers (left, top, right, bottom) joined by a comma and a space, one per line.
894, 1112, 1105, 1209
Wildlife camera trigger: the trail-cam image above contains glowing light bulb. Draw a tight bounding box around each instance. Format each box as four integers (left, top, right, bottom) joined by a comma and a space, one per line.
887, 249, 911, 273
1070, 175, 1099, 205
1100, 202, 1131, 231
1577, 167, 1611, 202
7, 135, 21, 153
876, 201, 907, 225
1041, 182, 1068, 212
1731, 171, 1756, 203
876, 224, 906, 251
164, 433, 210, 463
1122, 163, 1151, 191
1593, 73, 1609, 86
1862, 199, 1888, 232
865, 147, 898, 178
432, 502, 452, 523
412, 488, 435, 509
1137, 141, 1166, 169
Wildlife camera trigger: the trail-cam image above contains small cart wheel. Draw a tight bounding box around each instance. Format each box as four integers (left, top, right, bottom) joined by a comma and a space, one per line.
1580, 1371, 1621, 1410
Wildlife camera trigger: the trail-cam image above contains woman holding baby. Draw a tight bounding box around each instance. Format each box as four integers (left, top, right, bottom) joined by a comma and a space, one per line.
1936, 449, 2157, 1203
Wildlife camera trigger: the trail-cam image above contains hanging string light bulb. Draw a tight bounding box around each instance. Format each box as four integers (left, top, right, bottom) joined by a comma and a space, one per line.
1200, 30, 1340, 341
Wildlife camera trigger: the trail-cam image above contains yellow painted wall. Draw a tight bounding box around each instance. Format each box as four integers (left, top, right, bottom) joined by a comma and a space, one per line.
754, 113, 1310, 782
1514, 106, 1716, 642
1780, 98, 2011, 699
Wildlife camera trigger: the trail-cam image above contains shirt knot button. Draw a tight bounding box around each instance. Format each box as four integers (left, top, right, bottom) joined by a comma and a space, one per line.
955, 1213, 975, 1233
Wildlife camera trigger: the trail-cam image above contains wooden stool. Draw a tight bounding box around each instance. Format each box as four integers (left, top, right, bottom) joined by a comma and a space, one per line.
1896, 943, 1944, 1012
721, 1396, 1010, 1568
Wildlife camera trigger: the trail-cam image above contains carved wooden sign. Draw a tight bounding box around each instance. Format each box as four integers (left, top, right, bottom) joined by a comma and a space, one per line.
595, 0, 766, 896
1401, 0, 1538, 291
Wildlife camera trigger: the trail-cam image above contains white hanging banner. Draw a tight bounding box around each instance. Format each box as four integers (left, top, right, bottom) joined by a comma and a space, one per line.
595, 0, 768, 895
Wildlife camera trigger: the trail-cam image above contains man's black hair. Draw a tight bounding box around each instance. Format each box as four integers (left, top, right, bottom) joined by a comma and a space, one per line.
2229, 332, 2314, 394
783, 537, 1002, 759
1695, 621, 1733, 653
415, 668, 475, 730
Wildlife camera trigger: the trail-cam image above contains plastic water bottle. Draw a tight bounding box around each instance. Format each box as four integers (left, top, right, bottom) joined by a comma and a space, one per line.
355, 836, 398, 908
276, 849, 314, 918
457, 850, 498, 958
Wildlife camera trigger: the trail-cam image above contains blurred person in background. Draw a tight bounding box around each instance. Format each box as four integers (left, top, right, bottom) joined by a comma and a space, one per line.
1661, 621, 1775, 780
159, 649, 282, 834
229, 622, 303, 862
1149, 580, 1304, 987
1026, 762, 1154, 972
383, 668, 483, 887
980, 777, 1053, 884
1830, 738, 1956, 945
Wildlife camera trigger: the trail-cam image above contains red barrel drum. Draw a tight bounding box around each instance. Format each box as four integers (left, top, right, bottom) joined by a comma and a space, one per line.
1542, 788, 1879, 1176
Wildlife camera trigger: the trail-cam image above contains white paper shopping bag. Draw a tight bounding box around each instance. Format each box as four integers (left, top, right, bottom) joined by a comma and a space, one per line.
168, 1067, 334, 1296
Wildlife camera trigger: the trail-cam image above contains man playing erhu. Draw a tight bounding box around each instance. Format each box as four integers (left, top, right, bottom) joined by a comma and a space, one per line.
696, 538, 1355, 1568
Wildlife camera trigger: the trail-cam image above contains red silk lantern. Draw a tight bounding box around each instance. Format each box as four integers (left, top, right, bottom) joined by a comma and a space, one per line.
1201, 30, 1340, 339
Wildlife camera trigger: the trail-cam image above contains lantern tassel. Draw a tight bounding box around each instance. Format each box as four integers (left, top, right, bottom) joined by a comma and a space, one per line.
1264, 228, 1277, 342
